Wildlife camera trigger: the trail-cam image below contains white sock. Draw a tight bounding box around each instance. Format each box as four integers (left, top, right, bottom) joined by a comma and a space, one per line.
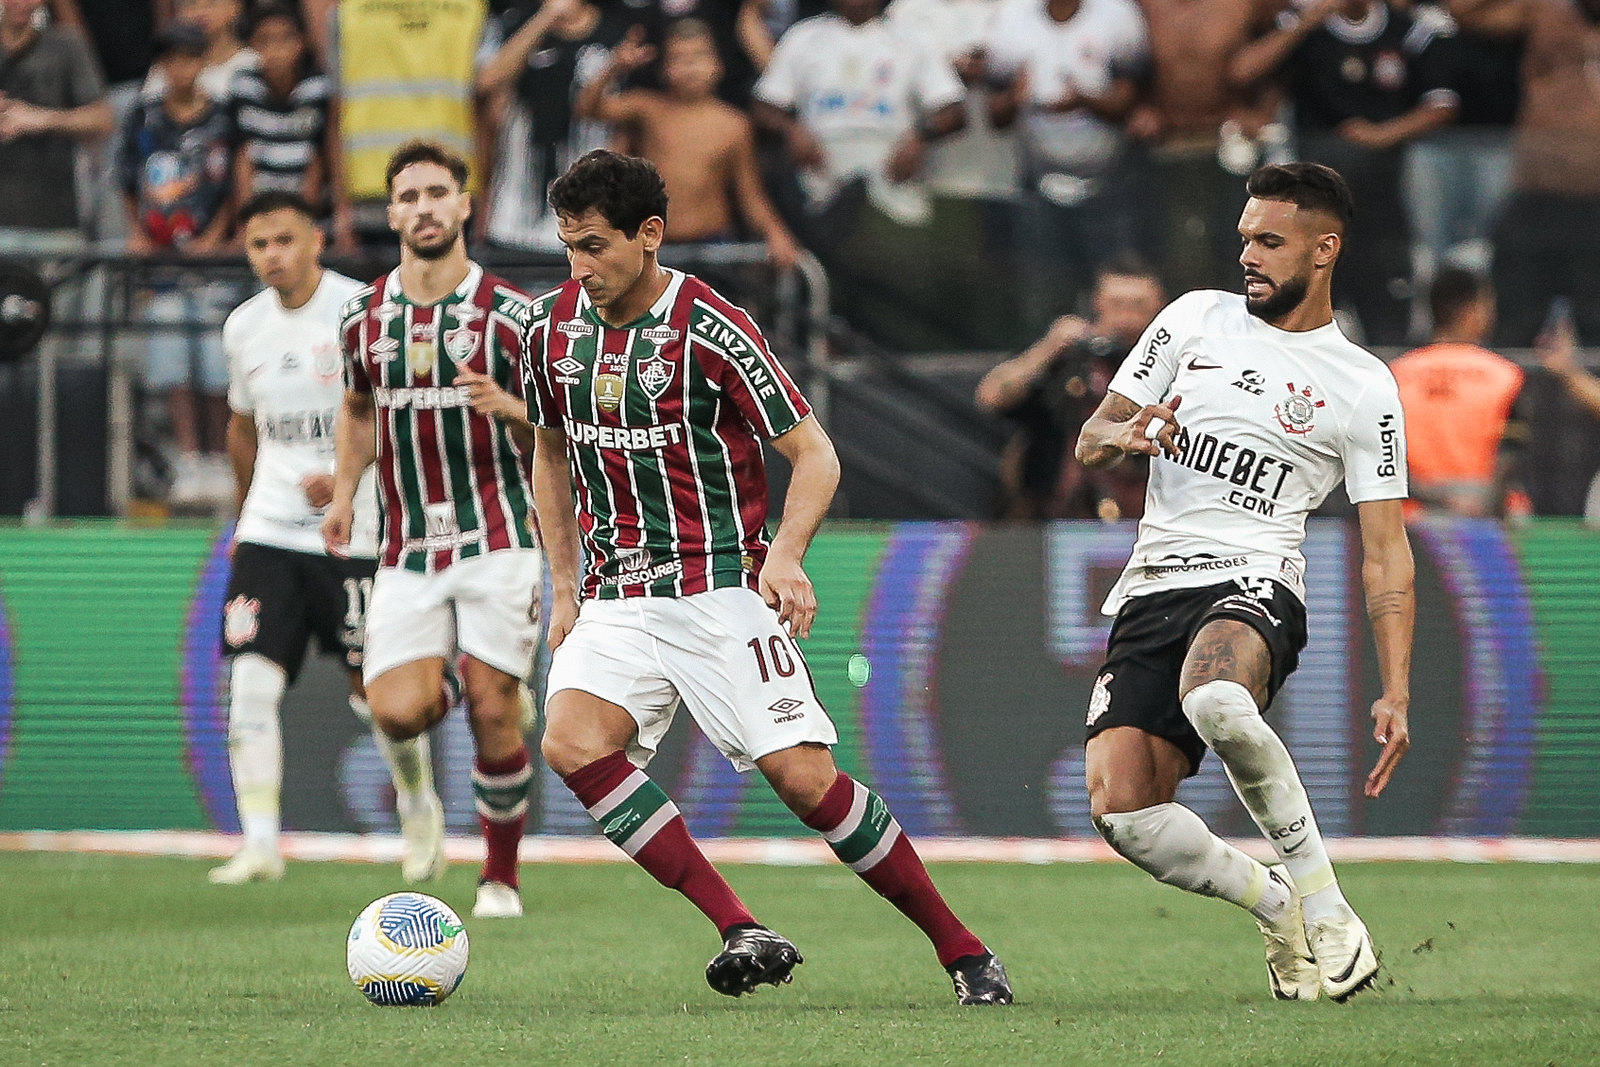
227, 655, 286, 853
1182, 680, 1349, 922
1094, 803, 1289, 923
350, 695, 435, 811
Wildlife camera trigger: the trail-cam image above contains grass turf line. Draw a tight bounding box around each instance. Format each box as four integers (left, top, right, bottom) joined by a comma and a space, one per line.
1, 854, 1596, 1066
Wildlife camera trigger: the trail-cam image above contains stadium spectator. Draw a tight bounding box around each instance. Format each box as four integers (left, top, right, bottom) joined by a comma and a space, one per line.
230, 4, 335, 215
144, 0, 256, 102
1481, 0, 1600, 347
975, 257, 1164, 519
1390, 268, 1529, 518
576, 19, 799, 267
884, 0, 1017, 201
1401, 1, 1521, 282
1135, 0, 1284, 294
0, 0, 113, 255
331, 0, 491, 246
118, 20, 237, 507
750, 0, 967, 231
984, 0, 1149, 324
1536, 316, 1600, 521
1234, 0, 1459, 344
476, 0, 626, 251
625, 0, 772, 106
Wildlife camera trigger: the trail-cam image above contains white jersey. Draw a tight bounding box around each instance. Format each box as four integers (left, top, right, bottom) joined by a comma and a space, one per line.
224, 270, 378, 557
1102, 290, 1408, 614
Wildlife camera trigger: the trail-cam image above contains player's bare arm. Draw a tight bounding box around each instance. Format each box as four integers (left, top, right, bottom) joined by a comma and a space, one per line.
225, 411, 258, 522
1356, 498, 1415, 798
764, 415, 841, 640
323, 388, 377, 555
1075, 390, 1185, 469
532, 427, 582, 651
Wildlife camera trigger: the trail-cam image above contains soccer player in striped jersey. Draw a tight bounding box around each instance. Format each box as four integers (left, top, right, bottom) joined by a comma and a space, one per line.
527, 150, 1012, 1005
323, 141, 542, 919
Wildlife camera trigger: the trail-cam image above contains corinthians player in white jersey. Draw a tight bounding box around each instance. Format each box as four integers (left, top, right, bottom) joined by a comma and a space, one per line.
1075, 164, 1414, 1002
210, 191, 446, 885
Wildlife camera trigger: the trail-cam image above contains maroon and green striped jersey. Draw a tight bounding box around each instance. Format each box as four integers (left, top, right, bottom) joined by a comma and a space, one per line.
340, 263, 537, 573
524, 269, 812, 600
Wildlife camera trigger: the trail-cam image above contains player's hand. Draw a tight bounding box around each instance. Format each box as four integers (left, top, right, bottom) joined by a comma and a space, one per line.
300, 473, 335, 509
546, 595, 578, 652
322, 499, 354, 557
1364, 695, 1410, 798
456, 369, 519, 421
1115, 394, 1183, 459
759, 553, 817, 639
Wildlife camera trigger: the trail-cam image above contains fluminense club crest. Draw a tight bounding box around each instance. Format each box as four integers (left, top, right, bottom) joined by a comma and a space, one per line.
1274, 381, 1326, 436
637, 353, 675, 400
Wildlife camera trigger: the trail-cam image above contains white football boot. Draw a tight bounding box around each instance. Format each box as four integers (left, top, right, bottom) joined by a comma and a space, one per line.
1257, 866, 1320, 1001
1308, 907, 1380, 1002
472, 880, 523, 919
207, 846, 285, 885
399, 790, 446, 883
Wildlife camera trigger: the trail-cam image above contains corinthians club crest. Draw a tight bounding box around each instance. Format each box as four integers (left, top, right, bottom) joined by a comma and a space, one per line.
1274, 381, 1326, 436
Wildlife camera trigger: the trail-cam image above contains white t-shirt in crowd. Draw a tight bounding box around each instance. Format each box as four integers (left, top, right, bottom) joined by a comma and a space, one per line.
754, 12, 966, 221
224, 270, 378, 558
985, 0, 1148, 177
1102, 289, 1408, 613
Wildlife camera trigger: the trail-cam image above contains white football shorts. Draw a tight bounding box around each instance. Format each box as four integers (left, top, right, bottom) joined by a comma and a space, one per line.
544, 586, 838, 772
363, 548, 543, 683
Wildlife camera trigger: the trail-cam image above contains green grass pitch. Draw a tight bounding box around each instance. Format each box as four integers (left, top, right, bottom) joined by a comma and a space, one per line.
3, 853, 1597, 1066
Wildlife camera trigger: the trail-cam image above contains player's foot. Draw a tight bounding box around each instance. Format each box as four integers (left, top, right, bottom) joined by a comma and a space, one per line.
1308, 907, 1379, 1002
472, 879, 523, 919
946, 951, 1013, 1006
207, 846, 285, 885
1258, 866, 1320, 1001
705, 925, 802, 997
399, 791, 446, 883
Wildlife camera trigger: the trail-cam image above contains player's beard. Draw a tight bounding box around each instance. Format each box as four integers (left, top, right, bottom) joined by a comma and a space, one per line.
1244, 270, 1310, 322
403, 219, 462, 261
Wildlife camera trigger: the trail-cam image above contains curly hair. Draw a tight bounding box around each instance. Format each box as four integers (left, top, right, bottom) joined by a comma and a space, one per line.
548, 150, 669, 239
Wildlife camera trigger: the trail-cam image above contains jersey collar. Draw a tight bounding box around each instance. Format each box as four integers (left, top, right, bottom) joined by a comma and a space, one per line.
382, 261, 484, 307
580, 268, 685, 330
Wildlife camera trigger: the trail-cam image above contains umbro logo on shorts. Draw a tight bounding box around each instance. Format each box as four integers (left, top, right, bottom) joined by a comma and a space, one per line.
769, 698, 806, 723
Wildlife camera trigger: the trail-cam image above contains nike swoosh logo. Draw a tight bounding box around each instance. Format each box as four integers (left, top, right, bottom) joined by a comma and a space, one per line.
1283, 837, 1308, 854
1187, 357, 1223, 370
1325, 936, 1369, 985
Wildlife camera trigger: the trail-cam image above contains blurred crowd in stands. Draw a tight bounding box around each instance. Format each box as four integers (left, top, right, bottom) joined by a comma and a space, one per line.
3, 0, 1599, 514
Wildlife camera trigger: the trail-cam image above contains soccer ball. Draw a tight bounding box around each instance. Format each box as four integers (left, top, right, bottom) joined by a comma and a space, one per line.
346, 892, 470, 1006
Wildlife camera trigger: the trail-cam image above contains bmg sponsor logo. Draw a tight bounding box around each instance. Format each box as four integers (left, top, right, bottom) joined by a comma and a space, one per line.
1376, 413, 1399, 478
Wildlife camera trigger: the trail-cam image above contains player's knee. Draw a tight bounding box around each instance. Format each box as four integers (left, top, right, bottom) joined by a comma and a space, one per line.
367, 695, 430, 741
540, 724, 607, 778
1180, 679, 1265, 752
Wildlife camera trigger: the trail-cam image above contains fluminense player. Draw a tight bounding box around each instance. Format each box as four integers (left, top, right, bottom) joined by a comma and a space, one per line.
323, 142, 542, 919
1075, 163, 1414, 1001
525, 150, 1012, 1005
212, 191, 445, 885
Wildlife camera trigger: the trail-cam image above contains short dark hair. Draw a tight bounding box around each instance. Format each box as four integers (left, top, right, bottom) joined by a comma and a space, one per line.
245, 1, 305, 38
1245, 163, 1355, 228
548, 150, 669, 238
1429, 267, 1492, 328
385, 140, 470, 194
238, 190, 317, 227
1095, 252, 1163, 291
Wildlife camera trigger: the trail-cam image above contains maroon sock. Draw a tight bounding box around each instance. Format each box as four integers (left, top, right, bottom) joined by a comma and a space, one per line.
804, 772, 986, 967
564, 751, 754, 935
475, 746, 531, 889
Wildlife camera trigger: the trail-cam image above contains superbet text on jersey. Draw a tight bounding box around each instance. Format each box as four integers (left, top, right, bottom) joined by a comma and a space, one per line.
524, 269, 811, 601
1102, 289, 1408, 613
340, 264, 538, 573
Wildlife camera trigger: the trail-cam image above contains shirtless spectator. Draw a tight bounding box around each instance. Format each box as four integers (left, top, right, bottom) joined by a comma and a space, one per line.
1132, 0, 1282, 294
576, 19, 799, 268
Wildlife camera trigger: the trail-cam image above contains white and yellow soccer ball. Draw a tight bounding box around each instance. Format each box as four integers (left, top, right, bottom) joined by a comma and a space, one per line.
346, 892, 470, 1006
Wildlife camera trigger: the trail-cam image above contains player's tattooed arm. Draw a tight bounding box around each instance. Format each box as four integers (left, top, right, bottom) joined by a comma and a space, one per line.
1357, 498, 1415, 798
1075, 390, 1184, 468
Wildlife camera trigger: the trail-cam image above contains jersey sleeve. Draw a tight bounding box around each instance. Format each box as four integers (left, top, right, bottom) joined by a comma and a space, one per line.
1107, 292, 1204, 407
695, 299, 811, 439
339, 293, 372, 393
222, 310, 252, 415
522, 292, 560, 430
1340, 372, 1409, 503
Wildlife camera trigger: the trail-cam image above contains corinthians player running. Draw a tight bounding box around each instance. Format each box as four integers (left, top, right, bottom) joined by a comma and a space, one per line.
527, 150, 1011, 1005
1076, 163, 1414, 1002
